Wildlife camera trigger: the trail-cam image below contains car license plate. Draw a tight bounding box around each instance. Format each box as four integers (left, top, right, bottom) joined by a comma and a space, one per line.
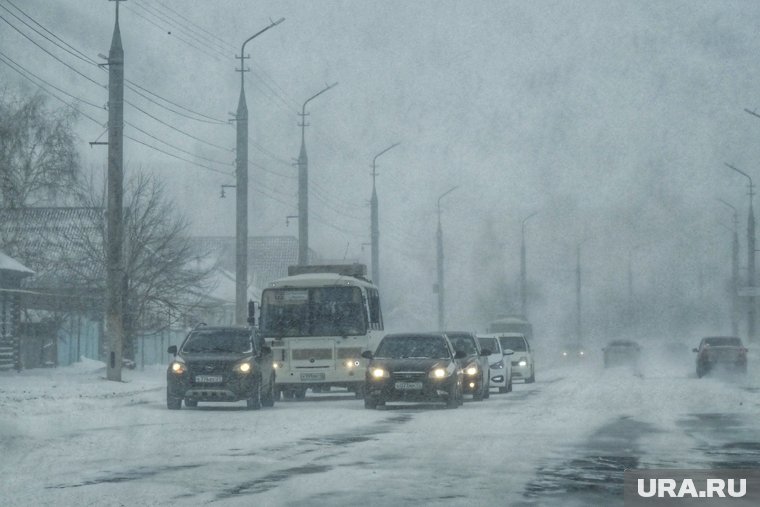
395, 381, 423, 390
195, 375, 222, 383
300, 373, 325, 381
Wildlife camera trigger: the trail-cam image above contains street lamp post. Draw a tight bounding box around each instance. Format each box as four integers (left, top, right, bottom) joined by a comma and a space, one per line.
520, 212, 538, 317
718, 198, 740, 337
436, 186, 458, 330
725, 163, 755, 343
369, 142, 400, 286
576, 237, 592, 350
297, 82, 338, 265
233, 18, 284, 325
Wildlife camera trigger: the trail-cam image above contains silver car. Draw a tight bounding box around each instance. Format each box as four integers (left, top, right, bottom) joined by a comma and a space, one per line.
477, 334, 514, 393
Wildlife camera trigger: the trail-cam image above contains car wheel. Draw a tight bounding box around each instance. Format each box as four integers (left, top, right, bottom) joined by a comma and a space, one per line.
498, 385, 508, 393
184, 399, 198, 408
294, 387, 307, 400
364, 396, 379, 409
167, 393, 182, 410
246, 378, 262, 410
261, 375, 276, 407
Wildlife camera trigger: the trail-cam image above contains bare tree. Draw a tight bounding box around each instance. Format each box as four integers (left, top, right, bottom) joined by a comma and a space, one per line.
66, 171, 217, 361
0, 91, 80, 208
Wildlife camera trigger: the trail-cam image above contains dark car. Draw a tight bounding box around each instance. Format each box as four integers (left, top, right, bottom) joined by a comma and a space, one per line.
446, 331, 492, 400
693, 336, 748, 378
362, 332, 466, 409
603, 340, 641, 371
166, 325, 276, 409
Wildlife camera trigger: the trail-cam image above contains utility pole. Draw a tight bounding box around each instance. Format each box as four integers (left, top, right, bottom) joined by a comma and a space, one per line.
718, 198, 740, 337
234, 18, 284, 325
436, 186, 458, 330
369, 143, 400, 286
297, 82, 338, 265
520, 212, 538, 317
105, 0, 125, 382
725, 163, 755, 343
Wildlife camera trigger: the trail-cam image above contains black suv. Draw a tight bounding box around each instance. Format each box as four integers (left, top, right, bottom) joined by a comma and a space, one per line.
693, 336, 748, 377
445, 331, 492, 400
166, 326, 275, 409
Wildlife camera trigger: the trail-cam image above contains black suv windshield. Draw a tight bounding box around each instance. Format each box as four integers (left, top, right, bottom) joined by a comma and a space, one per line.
499, 336, 527, 351
181, 329, 252, 354
375, 335, 450, 359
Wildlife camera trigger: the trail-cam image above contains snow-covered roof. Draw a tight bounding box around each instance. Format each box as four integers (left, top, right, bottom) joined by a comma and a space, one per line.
0, 251, 34, 275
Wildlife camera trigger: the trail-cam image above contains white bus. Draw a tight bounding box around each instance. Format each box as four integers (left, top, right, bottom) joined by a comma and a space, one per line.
258, 264, 383, 399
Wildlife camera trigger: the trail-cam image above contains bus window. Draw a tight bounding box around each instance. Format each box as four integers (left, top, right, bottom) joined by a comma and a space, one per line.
367, 288, 383, 330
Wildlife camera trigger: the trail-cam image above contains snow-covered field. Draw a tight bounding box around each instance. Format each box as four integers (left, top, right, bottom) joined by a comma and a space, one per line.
1, 354, 758, 506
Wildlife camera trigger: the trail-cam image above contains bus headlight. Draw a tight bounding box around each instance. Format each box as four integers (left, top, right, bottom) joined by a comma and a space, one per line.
345, 360, 361, 368
371, 368, 389, 379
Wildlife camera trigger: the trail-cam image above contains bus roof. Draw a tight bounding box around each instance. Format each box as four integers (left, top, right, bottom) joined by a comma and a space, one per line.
265, 272, 378, 290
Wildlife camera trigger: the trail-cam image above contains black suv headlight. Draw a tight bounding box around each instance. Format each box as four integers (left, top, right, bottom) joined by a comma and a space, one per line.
233, 361, 253, 374
169, 359, 186, 374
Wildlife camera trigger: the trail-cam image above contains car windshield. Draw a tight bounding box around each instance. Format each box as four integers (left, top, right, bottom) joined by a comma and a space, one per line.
477, 337, 499, 353
181, 329, 252, 354
447, 334, 477, 355
704, 337, 742, 347
499, 336, 527, 351
375, 336, 450, 359
259, 286, 367, 337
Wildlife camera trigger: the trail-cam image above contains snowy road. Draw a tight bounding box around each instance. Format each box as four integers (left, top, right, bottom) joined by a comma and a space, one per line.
2, 356, 759, 506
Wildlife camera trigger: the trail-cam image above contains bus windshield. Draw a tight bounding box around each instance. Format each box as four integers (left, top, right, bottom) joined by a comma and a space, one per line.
259, 286, 368, 338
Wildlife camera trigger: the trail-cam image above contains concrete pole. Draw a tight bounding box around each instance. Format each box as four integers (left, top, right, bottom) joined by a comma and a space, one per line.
106, 0, 124, 381
520, 212, 538, 317
718, 198, 740, 337
370, 143, 400, 286
234, 19, 284, 324
297, 83, 337, 266
726, 163, 755, 343
436, 186, 458, 330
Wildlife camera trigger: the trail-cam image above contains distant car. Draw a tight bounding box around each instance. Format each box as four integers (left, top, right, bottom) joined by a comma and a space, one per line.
603, 340, 641, 371
693, 336, 748, 377
362, 333, 466, 409
166, 326, 276, 409
498, 332, 535, 383
560, 344, 587, 361
477, 334, 514, 393
446, 331, 492, 400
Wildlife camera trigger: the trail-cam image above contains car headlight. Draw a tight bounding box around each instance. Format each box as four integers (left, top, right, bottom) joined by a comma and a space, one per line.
170, 361, 186, 374
464, 363, 479, 376
578, 351, 585, 356
429, 367, 448, 379
234, 361, 253, 374
562, 351, 568, 357
518, 359, 527, 367
370, 368, 389, 379
490, 359, 504, 369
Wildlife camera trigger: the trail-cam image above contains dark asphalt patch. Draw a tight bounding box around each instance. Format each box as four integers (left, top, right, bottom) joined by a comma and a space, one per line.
216, 464, 333, 498
46, 464, 203, 489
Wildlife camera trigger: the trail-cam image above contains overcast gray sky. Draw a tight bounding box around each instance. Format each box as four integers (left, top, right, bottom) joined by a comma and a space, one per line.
4, 0, 760, 335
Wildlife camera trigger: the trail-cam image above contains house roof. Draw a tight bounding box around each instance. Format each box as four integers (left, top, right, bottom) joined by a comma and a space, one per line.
190, 236, 320, 288
0, 207, 104, 289
0, 251, 34, 275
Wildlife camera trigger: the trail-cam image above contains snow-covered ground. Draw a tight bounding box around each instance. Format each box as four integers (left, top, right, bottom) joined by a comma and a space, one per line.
1, 354, 758, 506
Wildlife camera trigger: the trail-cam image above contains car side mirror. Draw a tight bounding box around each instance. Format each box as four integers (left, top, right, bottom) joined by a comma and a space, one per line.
503, 349, 514, 356
692, 348, 699, 353
361, 350, 373, 359
480, 348, 492, 356
454, 350, 467, 360
167, 345, 177, 355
